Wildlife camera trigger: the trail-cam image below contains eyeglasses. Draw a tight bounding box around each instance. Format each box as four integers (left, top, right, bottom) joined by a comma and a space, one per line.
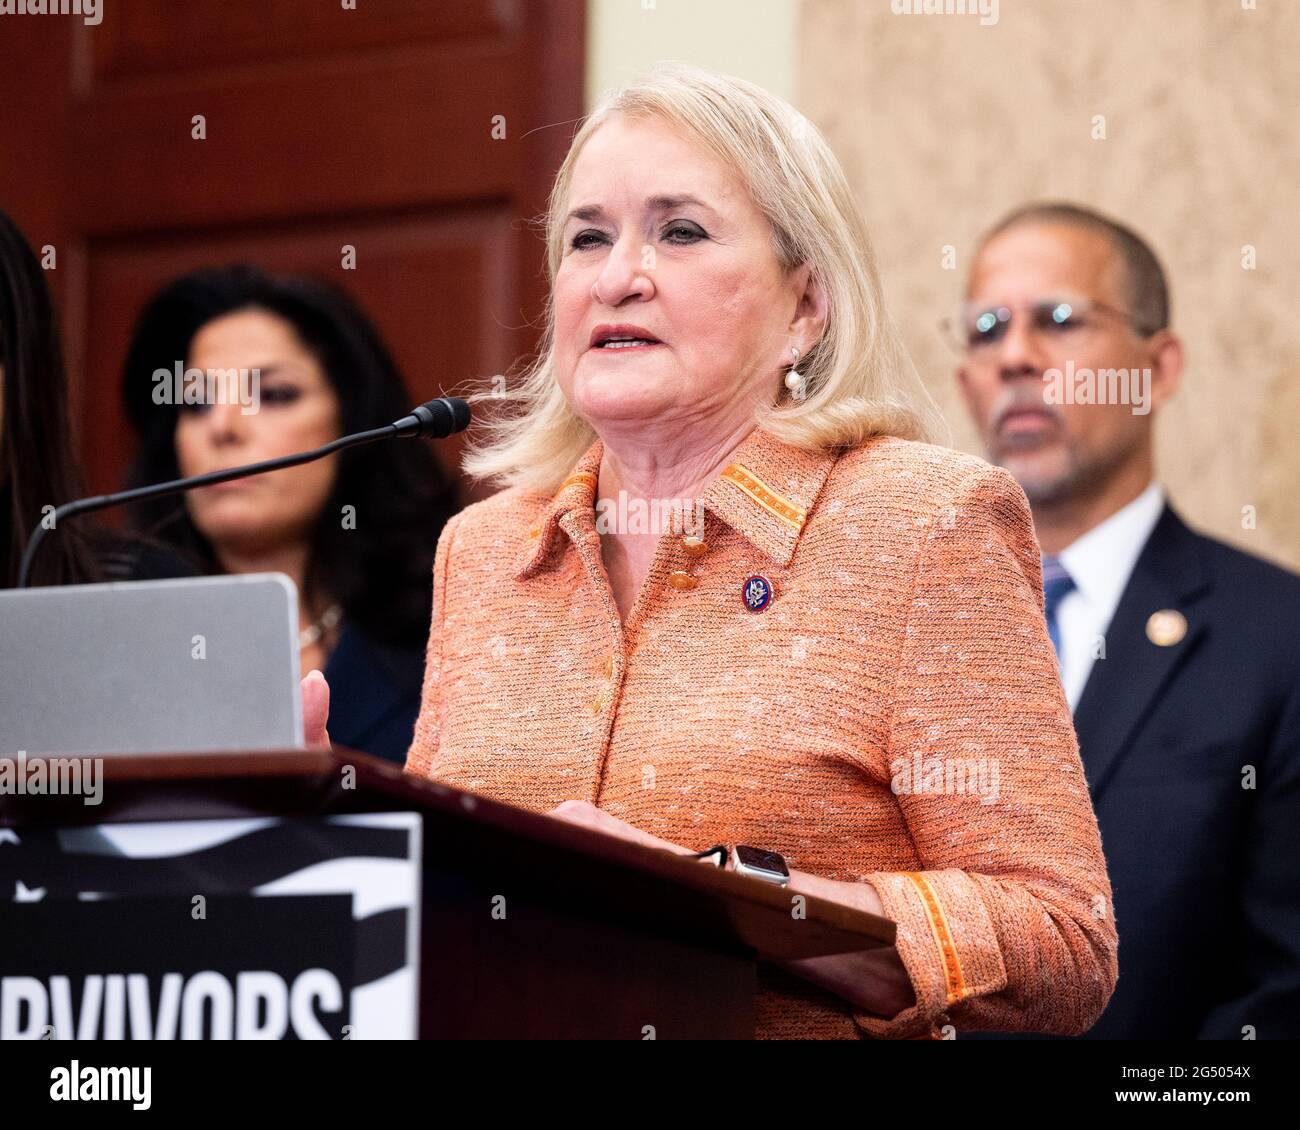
941, 296, 1157, 356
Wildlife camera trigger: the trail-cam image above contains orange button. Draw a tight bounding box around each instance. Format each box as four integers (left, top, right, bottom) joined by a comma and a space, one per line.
681, 536, 708, 558
667, 570, 699, 591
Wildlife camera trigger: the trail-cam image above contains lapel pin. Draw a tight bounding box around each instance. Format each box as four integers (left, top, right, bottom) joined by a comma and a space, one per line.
742, 574, 775, 613
1145, 609, 1187, 647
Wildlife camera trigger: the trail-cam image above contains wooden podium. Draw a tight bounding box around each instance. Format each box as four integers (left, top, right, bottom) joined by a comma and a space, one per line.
0, 750, 895, 1040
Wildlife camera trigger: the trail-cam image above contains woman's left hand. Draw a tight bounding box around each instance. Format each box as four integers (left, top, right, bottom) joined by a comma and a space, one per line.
547, 799, 693, 857
549, 803, 911, 1016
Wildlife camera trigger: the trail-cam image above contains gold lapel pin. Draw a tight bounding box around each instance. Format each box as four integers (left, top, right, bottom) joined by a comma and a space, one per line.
1145, 609, 1188, 647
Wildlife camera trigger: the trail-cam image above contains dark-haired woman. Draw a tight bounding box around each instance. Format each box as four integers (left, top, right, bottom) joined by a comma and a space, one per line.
121, 265, 460, 763
0, 207, 191, 587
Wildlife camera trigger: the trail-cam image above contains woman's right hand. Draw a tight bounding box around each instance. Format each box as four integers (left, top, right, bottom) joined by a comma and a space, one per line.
301, 669, 332, 749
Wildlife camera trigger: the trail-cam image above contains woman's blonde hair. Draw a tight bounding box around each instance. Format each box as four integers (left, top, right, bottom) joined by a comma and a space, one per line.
462, 62, 941, 491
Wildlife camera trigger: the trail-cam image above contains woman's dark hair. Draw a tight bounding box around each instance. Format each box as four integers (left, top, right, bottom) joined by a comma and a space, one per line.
0, 208, 103, 587
122, 264, 459, 647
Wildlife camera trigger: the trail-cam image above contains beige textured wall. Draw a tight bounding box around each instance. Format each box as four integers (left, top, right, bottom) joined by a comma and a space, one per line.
586, 0, 795, 109
798, 0, 1300, 570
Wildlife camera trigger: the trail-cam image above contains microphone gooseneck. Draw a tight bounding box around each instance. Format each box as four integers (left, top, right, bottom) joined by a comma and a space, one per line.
18, 397, 471, 589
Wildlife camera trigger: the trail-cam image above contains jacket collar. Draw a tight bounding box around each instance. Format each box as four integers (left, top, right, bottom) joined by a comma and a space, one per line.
515, 426, 840, 579
514, 440, 604, 580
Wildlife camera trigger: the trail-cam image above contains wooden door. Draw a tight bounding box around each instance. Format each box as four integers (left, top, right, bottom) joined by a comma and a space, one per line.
0, 0, 585, 503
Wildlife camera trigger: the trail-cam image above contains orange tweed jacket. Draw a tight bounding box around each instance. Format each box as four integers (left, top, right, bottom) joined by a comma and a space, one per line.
405, 426, 1119, 1039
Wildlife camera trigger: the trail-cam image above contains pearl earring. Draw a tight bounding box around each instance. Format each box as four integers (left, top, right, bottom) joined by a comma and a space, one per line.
784, 346, 803, 391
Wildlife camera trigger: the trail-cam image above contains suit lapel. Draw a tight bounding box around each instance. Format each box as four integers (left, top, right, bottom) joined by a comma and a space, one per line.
1072, 505, 1212, 803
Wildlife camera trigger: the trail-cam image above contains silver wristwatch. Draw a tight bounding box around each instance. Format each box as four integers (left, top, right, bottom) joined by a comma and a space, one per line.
729, 844, 790, 886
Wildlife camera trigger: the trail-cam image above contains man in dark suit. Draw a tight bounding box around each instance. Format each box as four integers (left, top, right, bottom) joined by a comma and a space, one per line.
952, 201, 1300, 1038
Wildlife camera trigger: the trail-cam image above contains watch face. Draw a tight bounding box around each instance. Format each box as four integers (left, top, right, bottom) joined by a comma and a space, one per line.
735, 845, 789, 877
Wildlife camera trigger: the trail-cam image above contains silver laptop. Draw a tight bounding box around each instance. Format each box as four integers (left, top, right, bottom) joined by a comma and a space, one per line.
0, 573, 303, 756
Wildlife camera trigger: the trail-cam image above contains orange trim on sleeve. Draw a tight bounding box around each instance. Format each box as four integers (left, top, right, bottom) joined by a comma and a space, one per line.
904, 871, 969, 1006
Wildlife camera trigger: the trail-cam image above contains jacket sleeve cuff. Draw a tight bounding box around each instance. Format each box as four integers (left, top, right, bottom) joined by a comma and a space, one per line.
854, 870, 1008, 1039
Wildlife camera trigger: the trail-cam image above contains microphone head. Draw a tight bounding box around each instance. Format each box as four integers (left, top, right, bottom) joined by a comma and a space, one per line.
399, 397, 472, 439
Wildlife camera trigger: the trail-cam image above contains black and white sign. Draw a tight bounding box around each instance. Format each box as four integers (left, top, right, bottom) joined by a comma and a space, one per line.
0, 813, 422, 1039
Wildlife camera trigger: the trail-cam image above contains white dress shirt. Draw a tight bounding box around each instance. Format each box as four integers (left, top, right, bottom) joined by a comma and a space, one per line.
1054, 481, 1167, 711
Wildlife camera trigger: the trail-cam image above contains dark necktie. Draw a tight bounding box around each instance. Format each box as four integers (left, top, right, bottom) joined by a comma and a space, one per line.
1041, 555, 1076, 662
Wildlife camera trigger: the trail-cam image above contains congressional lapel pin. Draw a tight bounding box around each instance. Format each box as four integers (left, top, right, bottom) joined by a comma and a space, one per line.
1145, 609, 1187, 647
742, 574, 775, 613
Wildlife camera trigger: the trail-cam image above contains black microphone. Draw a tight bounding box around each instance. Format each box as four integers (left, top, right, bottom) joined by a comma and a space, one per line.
18, 396, 471, 589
